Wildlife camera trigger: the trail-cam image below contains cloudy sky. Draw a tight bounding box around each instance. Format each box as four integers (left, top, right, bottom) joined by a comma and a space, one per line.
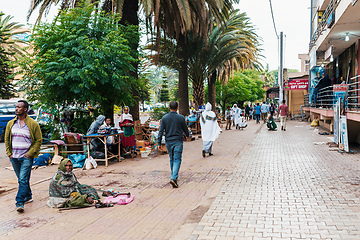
2, 0, 310, 71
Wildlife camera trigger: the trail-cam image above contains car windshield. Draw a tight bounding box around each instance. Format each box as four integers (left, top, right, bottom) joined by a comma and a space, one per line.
0, 103, 16, 115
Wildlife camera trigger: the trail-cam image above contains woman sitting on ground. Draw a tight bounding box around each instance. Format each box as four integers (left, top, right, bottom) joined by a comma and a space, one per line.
47, 159, 100, 208
267, 115, 277, 131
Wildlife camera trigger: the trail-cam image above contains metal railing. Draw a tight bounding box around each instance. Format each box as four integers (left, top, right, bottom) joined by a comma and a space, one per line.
304, 94, 310, 107
309, 0, 339, 49
315, 86, 334, 109
310, 75, 360, 111
347, 75, 360, 111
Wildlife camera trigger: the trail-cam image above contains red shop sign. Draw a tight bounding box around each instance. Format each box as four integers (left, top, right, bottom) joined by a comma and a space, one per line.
284, 79, 309, 91
333, 84, 348, 92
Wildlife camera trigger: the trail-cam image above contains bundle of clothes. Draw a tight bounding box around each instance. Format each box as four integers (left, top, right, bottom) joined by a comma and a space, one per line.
47, 159, 134, 209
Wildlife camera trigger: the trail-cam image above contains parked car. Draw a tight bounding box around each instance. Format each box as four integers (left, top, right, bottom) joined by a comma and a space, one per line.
0, 100, 36, 142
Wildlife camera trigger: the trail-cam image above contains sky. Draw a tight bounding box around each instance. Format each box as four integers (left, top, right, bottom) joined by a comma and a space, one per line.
1, 0, 310, 71
234, 0, 310, 71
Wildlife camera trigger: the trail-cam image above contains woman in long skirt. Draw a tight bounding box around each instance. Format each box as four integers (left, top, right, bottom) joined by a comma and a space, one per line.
119, 106, 136, 154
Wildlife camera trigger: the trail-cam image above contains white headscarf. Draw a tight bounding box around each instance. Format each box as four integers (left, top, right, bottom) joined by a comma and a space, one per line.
200, 103, 221, 142
120, 106, 133, 123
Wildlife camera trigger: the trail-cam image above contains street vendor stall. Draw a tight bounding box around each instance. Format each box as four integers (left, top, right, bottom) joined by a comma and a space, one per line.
84, 132, 122, 167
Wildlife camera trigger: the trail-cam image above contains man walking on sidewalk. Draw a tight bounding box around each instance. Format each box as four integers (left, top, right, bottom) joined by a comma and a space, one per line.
225, 106, 232, 130
5, 100, 42, 213
254, 103, 261, 124
261, 102, 269, 123
279, 100, 289, 131
200, 103, 221, 157
158, 101, 189, 188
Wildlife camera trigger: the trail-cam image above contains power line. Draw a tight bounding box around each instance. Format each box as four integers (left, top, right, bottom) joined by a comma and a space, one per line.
268, 0, 278, 38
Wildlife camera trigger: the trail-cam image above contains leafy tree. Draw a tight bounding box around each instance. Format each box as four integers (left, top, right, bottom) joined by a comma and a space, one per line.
18, 4, 138, 123
207, 69, 265, 117
270, 68, 299, 86
28, 0, 239, 117
235, 69, 265, 103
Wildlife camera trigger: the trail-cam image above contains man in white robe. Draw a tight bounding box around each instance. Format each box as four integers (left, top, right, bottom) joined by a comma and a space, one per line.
200, 103, 221, 157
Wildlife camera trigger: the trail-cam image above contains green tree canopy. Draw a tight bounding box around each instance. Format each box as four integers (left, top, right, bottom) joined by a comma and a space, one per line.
19, 4, 139, 121
208, 69, 265, 117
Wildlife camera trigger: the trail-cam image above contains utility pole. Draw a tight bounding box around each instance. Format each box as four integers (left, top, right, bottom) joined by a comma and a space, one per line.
279, 31, 284, 102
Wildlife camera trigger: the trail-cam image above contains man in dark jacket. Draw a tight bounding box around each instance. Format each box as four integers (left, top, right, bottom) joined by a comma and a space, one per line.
158, 101, 189, 188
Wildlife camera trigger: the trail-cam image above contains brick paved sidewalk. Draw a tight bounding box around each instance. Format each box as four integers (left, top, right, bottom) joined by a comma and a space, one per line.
188, 121, 360, 240
0, 119, 260, 240
1, 120, 359, 240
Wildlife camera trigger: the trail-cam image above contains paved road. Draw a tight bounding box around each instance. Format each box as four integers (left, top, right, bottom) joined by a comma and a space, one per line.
0, 120, 359, 240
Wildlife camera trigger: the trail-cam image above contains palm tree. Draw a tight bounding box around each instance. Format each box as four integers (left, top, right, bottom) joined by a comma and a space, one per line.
0, 12, 28, 58
261, 64, 276, 88
0, 12, 28, 99
147, 10, 260, 110
206, 13, 261, 110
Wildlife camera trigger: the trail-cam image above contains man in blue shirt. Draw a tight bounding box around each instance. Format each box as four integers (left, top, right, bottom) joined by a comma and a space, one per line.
254, 103, 261, 124
261, 102, 269, 123
158, 101, 189, 188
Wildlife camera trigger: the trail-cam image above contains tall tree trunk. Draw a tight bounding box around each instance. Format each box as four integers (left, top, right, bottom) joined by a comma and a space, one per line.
177, 33, 189, 116
208, 70, 217, 111
102, 99, 115, 125
192, 80, 204, 110
120, 0, 140, 121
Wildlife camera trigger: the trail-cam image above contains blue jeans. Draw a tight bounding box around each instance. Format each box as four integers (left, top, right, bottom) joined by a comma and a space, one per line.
255, 114, 260, 123
166, 142, 183, 181
10, 157, 33, 207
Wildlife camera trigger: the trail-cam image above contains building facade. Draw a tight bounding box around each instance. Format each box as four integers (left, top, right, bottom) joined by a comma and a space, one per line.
307, 0, 360, 145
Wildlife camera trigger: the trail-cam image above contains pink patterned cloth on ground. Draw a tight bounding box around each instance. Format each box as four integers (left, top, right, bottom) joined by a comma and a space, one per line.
103, 194, 134, 205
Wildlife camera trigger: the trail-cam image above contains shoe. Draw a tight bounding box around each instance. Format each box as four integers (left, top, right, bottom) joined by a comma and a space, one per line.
25, 198, 33, 204
170, 180, 178, 188
281, 126, 283, 130
209, 153, 213, 156
202, 150, 206, 158
16, 205, 24, 213
284, 129, 286, 131
229, 128, 232, 130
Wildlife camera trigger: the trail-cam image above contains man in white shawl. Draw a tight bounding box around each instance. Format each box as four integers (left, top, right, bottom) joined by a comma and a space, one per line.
232, 105, 241, 128
200, 103, 222, 157
231, 104, 237, 127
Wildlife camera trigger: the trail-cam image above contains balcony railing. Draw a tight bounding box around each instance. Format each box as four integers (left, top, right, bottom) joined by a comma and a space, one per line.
309, 0, 339, 49
347, 75, 360, 111
311, 75, 360, 111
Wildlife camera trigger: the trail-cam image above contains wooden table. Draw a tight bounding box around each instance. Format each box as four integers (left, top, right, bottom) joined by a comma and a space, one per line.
84, 133, 122, 167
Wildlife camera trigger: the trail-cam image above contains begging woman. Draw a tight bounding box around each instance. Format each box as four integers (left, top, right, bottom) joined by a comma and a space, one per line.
47, 159, 100, 208
119, 106, 136, 154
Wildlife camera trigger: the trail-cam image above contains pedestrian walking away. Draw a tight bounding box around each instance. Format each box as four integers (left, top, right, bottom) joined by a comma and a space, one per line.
4, 100, 42, 213
245, 104, 251, 121
254, 103, 261, 124
200, 103, 222, 157
261, 102, 269, 123
158, 101, 189, 188
269, 103, 275, 117
225, 106, 232, 130
279, 99, 288, 131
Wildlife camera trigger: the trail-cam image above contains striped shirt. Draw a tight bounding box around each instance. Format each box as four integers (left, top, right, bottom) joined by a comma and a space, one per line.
11, 120, 32, 158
